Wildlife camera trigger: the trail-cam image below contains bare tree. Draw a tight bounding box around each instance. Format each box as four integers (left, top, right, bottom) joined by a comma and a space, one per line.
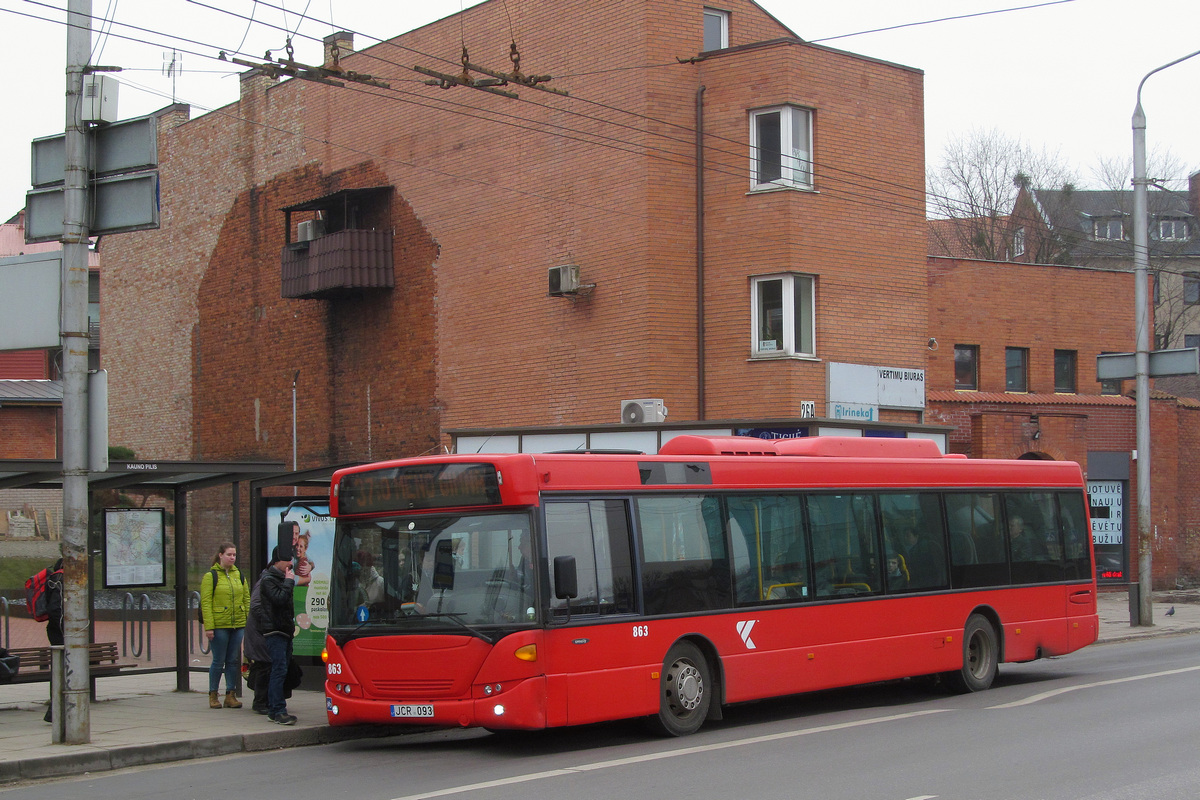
927, 127, 1077, 260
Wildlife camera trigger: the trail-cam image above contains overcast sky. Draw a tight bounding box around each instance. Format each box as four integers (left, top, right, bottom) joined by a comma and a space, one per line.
3, 0, 1198, 220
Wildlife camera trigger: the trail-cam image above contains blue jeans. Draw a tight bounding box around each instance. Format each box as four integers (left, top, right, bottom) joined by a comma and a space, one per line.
208, 627, 245, 694
265, 635, 292, 716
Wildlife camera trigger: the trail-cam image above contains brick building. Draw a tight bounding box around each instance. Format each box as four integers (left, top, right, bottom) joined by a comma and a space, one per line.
101, 0, 928, 468
926, 256, 1200, 588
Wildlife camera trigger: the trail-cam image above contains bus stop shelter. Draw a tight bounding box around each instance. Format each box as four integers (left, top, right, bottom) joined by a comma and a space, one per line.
0, 458, 342, 690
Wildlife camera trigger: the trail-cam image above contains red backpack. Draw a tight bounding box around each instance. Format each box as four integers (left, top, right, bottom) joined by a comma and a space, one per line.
25, 563, 62, 622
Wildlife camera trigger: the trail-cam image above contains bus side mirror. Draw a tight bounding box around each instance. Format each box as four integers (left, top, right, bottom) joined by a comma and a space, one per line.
553, 556, 578, 600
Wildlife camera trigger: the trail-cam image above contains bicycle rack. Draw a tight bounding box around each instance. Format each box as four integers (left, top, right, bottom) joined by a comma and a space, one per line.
121, 593, 152, 659
189, 591, 210, 655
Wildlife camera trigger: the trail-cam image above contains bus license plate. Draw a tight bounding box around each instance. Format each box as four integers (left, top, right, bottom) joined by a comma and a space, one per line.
391, 704, 434, 718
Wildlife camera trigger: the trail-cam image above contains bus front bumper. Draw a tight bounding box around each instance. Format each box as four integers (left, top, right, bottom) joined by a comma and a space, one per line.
325, 675, 547, 730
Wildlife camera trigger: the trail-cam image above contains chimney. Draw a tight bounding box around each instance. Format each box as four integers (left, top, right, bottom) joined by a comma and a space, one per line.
324, 31, 354, 70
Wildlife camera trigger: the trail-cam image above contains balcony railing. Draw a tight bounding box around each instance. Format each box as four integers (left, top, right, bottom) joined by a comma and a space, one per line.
281, 229, 394, 299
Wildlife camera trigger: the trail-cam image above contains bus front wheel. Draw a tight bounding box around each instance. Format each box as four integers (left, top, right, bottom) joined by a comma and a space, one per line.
648, 641, 712, 737
944, 613, 999, 693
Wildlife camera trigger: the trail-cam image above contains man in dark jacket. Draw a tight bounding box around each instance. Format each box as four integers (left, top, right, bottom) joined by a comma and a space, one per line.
243, 575, 271, 714
255, 545, 297, 725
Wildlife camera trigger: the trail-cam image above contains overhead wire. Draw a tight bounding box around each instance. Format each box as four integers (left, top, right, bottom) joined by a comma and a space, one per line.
8, 0, 1176, 255
0, 1, 1110, 231
207, 0, 940, 221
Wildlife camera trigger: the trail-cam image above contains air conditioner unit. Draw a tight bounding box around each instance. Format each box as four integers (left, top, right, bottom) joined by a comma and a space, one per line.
548, 264, 580, 296
621, 398, 668, 424
296, 219, 326, 242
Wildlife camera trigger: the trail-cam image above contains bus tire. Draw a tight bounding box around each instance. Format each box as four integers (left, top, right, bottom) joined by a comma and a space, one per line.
648, 641, 712, 737
944, 613, 999, 693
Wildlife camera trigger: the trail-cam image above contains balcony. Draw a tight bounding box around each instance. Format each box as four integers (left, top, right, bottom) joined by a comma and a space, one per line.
280, 228, 394, 299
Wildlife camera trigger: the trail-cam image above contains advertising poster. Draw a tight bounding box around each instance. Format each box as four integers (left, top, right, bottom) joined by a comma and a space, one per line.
1087, 480, 1126, 582
266, 501, 334, 657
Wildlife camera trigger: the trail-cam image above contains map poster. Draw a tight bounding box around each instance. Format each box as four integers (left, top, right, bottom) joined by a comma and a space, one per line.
103, 507, 166, 588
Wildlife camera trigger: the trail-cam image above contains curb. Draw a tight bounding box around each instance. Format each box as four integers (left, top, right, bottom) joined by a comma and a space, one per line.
1095, 627, 1200, 646
0, 724, 401, 785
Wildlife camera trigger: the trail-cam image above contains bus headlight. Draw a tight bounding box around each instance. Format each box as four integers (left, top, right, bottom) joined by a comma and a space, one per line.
492, 704, 505, 716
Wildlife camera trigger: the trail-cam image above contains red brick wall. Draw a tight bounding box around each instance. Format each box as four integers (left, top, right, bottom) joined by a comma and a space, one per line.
192, 162, 441, 464
927, 257, 1134, 395
1177, 403, 1200, 584
0, 407, 58, 458
103, 0, 926, 465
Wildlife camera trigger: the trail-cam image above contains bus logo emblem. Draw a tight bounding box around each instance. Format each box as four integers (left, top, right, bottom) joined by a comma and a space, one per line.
736, 620, 757, 650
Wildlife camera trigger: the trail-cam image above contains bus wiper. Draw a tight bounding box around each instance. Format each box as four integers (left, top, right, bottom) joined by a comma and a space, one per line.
420, 612, 495, 644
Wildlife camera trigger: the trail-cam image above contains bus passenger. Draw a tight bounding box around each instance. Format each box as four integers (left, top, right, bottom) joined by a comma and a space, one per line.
1008, 516, 1033, 561
886, 552, 908, 590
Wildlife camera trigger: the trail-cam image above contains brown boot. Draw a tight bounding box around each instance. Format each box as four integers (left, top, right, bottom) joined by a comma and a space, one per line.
209, 692, 221, 709
224, 692, 242, 709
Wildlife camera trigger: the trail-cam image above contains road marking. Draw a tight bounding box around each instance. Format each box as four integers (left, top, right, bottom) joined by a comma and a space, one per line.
388, 709, 949, 800
988, 665, 1200, 709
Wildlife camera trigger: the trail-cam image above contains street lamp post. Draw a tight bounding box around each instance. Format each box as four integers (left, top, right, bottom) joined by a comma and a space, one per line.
1130, 48, 1200, 626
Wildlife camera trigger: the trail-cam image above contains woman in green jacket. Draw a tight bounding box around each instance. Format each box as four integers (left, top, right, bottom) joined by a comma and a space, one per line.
200, 542, 251, 709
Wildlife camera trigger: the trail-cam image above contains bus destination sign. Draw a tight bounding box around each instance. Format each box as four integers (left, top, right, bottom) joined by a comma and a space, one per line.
338, 463, 502, 514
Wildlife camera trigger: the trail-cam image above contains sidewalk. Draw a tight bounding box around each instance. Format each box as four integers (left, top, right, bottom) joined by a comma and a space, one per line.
1, 589, 1197, 785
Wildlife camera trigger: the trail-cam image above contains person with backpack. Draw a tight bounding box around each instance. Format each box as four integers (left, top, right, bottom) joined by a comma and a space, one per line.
199, 542, 250, 709
31, 559, 64, 722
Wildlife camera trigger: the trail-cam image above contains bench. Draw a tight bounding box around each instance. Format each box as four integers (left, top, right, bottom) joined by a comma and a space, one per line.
5, 642, 135, 683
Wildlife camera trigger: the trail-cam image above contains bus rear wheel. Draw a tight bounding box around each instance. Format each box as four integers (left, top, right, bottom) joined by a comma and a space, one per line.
648, 641, 712, 737
944, 613, 999, 693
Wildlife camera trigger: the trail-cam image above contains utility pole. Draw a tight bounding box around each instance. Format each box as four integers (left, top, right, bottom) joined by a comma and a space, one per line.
60, 0, 93, 743
1130, 47, 1200, 626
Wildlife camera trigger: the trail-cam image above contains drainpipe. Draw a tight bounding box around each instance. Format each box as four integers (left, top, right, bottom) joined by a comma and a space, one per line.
695, 86, 706, 420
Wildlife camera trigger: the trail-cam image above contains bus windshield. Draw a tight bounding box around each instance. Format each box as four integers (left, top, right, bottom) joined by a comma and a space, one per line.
329, 511, 536, 631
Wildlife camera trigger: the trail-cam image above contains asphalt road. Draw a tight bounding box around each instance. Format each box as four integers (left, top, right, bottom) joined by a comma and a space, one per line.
5, 636, 1198, 800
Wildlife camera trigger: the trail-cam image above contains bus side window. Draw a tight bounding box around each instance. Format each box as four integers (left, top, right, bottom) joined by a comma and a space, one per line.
638, 496, 731, 614
806, 494, 880, 598
880, 493, 948, 592
1005, 493, 1065, 584
545, 500, 635, 617
1058, 491, 1092, 579
947, 493, 1008, 588
728, 495, 807, 604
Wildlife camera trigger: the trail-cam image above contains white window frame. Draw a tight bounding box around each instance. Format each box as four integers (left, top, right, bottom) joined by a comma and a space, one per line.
702, 8, 729, 51
1093, 218, 1124, 240
750, 106, 813, 191
750, 273, 815, 358
1011, 227, 1026, 258
1158, 218, 1189, 241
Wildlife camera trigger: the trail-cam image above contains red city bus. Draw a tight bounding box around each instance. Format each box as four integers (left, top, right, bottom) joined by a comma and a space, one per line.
321, 435, 1097, 736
